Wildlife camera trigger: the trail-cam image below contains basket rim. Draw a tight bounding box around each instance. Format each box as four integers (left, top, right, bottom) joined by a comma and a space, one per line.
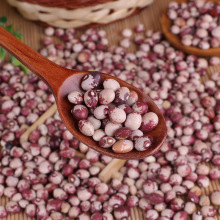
35, 8, 142, 29
16, 0, 114, 9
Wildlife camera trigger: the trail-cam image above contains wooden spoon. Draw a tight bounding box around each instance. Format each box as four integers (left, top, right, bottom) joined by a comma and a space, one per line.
0, 26, 167, 160
161, 0, 220, 57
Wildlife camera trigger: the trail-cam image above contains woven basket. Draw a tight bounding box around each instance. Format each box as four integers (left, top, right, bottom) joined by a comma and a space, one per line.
7, 0, 154, 29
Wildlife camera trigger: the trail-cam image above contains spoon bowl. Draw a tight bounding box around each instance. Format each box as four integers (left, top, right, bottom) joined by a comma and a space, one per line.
58, 72, 167, 159
161, 0, 220, 57
0, 26, 167, 159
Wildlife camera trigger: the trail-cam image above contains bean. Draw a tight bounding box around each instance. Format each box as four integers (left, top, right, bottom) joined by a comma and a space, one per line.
125, 112, 142, 131
71, 105, 88, 120
210, 191, 220, 205
78, 120, 94, 136
135, 136, 152, 151
105, 122, 122, 137
92, 129, 105, 141
94, 105, 110, 120
87, 116, 101, 130
81, 71, 102, 91
115, 127, 132, 139
99, 89, 115, 104
112, 140, 134, 153
132, 101, 148, 115
84, 90, 98, 108
103, 79, 120, 91
108, 107, 126, 124
140, 112, 159, 132
99, 136, 116, 148
114, 87, 130, 105
67, 91, 83, 104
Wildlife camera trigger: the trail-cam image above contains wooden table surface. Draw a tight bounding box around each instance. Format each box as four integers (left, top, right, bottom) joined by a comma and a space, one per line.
1, 0, 220, 219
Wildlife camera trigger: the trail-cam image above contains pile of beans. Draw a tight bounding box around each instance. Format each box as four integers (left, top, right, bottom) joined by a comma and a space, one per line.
168, 0, 220, 49
68, 72, 158, 153
0, 63, 54, 150
0, 22, 220, 219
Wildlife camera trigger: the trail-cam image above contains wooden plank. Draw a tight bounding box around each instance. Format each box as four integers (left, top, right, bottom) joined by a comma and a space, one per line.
19, 103, 57, 144
99, 158, 126, 183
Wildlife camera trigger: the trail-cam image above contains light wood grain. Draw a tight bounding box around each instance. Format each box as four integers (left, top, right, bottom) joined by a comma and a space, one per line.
20, 103, 57, 143
99, 159, 126, 183
1, 0, 220, 219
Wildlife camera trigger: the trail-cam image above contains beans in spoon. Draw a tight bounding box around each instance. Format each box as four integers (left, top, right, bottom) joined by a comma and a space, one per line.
67, 71, 159, 153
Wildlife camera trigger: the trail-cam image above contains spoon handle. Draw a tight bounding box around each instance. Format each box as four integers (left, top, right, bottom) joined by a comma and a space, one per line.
0, 26, 70, 91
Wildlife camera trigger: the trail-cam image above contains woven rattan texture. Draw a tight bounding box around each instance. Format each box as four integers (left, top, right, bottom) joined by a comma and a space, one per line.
7, 0, 154, 28
17, 0, 114, 9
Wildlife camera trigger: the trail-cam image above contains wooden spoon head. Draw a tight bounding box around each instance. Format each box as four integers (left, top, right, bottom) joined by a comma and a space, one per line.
161, 0, 220, 57
56, 70, 167, 160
